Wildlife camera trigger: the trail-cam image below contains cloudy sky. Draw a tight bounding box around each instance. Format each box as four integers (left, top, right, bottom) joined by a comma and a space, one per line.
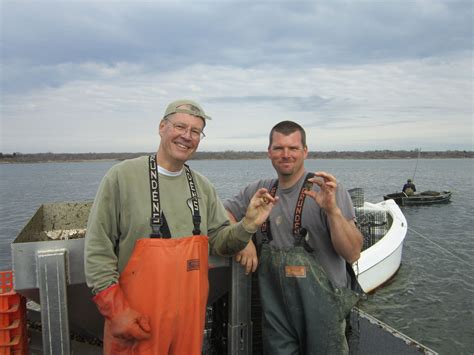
1, 0, 472, 153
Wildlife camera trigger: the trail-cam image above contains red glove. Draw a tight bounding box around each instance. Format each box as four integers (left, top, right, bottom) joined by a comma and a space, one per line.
93, 284, 151, 341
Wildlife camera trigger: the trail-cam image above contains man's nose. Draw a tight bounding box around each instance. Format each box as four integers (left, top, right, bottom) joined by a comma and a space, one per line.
180, 128, 193, 139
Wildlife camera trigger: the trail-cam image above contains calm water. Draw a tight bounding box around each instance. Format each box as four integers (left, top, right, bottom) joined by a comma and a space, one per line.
1, 158, 473, 354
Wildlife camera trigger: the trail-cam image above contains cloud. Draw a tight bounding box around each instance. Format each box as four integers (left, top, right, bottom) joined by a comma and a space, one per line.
2, 0, 472, 91
207, 95, 333, 112
1, 0, 472, 152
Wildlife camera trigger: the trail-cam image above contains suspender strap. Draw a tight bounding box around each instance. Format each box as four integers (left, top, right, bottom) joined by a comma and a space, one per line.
293, 172, 315, 252
184, 164, 201, 235
148, 155, 202, 238
149, 155, 164, 238
293, 172, 315, 236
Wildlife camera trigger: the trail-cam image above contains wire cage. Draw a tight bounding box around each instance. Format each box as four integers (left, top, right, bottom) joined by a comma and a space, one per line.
348, 188, 364, 208
355, 208, 389, 250
348, 188, 389, 250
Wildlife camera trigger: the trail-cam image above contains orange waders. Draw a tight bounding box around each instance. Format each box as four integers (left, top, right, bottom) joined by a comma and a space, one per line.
103, 235, 209, 354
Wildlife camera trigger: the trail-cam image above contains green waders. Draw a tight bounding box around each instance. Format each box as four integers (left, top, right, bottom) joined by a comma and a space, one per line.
258, 244, 360, 355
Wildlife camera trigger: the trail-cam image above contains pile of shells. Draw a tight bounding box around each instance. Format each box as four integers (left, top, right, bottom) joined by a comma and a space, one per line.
44, 228, 87, 240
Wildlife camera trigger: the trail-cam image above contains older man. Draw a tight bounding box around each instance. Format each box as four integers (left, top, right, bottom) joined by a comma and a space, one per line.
85, 99, 276, 354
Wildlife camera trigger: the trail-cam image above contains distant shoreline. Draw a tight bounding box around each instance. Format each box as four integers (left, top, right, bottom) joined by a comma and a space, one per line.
1, 150, 472, 164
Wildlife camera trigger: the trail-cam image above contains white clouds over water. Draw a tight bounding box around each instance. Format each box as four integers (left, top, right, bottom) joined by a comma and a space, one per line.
1, 0, 472, 153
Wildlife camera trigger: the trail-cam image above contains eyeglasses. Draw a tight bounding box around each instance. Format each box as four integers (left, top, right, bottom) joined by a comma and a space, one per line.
165, 119, 206, 140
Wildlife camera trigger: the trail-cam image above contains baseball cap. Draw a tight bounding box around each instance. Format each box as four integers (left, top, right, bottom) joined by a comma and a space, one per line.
163, 99, 212, 121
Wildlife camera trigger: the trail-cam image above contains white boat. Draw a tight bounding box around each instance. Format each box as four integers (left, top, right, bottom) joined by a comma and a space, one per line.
352, 199, 408, 293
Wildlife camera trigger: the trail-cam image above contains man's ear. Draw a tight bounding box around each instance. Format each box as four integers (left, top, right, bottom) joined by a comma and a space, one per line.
158, 120, 166, 137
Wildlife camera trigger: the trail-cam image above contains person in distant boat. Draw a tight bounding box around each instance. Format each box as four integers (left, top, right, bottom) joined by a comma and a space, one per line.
402, 179, 416, 196
224, 121, 363, 354
84, 99, 275, 355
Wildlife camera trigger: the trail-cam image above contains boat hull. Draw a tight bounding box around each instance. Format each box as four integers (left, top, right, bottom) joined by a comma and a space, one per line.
352, 199, 408, 293
355, 241, 404, 293
383, 191, 451, 206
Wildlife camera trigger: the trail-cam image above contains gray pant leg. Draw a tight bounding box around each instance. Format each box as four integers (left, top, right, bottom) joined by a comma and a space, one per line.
259, 245, 359, 355
259, 246, 300, 355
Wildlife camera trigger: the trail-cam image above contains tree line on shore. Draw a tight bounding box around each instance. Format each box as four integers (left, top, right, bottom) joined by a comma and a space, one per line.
1, 150, 472, 163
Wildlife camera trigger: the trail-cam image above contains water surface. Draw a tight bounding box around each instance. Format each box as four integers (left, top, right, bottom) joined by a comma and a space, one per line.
1, 158, 472, 354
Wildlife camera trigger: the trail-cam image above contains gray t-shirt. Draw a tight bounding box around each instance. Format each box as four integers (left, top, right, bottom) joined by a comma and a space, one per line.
224, 172, 355, 287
